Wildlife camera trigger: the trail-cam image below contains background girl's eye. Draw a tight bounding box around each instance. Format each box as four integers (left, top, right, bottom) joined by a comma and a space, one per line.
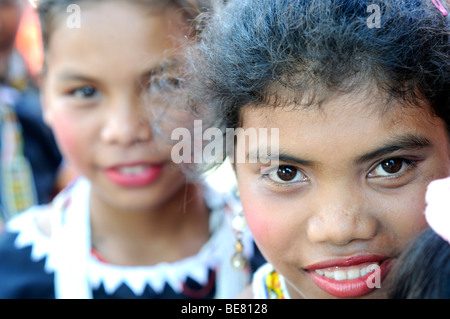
277, 166, 298, 181
147, 76, 181, 93
72, 86, 97, 98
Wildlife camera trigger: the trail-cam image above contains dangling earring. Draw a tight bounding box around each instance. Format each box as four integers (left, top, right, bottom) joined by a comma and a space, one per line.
231, 210, 248, 270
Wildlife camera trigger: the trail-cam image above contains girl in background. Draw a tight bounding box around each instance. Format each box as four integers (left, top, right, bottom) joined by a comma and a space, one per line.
0, 0, 259, 299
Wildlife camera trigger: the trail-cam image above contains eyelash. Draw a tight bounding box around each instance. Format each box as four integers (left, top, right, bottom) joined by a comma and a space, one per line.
147, 76, 181, 93
68, 86, 98, 99
260, 157, 418, 188
260, 165, 308, 187
367, 157, 417, 179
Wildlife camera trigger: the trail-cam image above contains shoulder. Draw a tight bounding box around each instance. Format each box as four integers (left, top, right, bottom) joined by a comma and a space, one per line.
6, 203, 53, 238
0, 207, 55, 298
2, 178, 89, 254
1, 203, 53, 256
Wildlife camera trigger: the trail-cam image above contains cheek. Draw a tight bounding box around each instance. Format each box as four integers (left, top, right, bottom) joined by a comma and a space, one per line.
240, 191, 291, 259
398, 195, 428, 235
243, 203, 269, 244
377, 187, 428, 245
50, 111, 86, 167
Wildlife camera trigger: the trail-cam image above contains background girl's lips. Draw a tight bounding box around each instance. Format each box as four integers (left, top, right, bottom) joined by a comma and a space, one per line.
104, 163, 164, 187
304, 256, 393, 298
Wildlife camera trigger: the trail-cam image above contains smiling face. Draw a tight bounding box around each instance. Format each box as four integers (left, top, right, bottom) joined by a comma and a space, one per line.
235, 91, 450, 298
41, 1, 190, 212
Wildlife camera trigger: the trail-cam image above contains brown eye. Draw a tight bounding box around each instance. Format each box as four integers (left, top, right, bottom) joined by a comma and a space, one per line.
263, 164, 307, 187
368, 157, 415, 179
381, 159, 403, 174
277, 166, 298, 181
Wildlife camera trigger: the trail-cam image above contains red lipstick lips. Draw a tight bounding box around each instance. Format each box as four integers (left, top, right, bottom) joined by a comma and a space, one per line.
305, 255, 393, 298
104, 163, 164, 187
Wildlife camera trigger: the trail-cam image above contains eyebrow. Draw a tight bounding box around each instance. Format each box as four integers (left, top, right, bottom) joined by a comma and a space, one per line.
56, 73, 96, 83
274, 154, 313, 166
143, 57, 182, 78
56, 57, 181, 83
250, 133, 432, 166
354, 134, 432, 165
140, 58, 184, 86
249, 150, 314, 166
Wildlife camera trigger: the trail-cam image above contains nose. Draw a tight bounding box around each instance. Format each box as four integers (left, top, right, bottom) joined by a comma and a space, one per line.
306, 183, 379, 245
101, 96, 152, 145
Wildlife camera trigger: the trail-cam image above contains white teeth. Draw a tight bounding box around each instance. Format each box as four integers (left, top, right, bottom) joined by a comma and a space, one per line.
334, 271, 347, 281
347, 268, 361, 280
315, 263, 379, 280
360, 267, 367, 277
367, 264, 379, 273
118, 165, 147, 175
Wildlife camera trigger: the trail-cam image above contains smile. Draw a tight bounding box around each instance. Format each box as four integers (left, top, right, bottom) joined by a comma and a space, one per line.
117, 165, 150, 175
314, 262, 380, 281
304, 255, 394, 298
105, 163, 164, 187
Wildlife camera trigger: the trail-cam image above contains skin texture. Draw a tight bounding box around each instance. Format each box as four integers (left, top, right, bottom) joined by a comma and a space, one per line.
40, 1, 209, 266
235, 90, 450, 298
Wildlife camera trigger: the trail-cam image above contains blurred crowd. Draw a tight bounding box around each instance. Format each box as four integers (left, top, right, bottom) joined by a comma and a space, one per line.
0, 0, 72, 228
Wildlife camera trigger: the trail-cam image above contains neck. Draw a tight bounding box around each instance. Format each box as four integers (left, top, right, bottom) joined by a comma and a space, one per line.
89, 183, 211, 266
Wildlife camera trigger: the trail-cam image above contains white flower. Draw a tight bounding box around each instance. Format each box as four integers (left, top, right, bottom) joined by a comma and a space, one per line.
425, 177, 450, 244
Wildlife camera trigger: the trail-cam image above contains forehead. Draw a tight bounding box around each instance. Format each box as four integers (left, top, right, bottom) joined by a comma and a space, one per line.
243, 90, 432, 126
240, 91, 447, 160
45, 1, 187, 70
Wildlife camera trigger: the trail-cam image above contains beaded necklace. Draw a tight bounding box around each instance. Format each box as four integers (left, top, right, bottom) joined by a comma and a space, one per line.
253, 263, 291, 299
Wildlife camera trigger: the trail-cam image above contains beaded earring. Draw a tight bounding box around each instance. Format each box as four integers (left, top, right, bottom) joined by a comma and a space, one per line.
230, 210, 248, 270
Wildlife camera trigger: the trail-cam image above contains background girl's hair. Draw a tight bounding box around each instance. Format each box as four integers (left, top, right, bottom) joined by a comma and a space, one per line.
389, 227, 450, 299
188, 0, 449, 137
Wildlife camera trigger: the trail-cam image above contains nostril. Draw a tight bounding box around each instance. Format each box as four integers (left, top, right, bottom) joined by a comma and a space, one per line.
306, 211, 379, 245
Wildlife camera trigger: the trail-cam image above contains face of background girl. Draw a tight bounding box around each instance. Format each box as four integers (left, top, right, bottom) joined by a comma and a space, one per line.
235, 90, 450, 298
41, 1, 189, 212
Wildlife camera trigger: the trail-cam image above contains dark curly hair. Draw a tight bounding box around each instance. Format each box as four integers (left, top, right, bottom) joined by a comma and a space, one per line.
189, 0, 449, 137
389, 227, 450, 299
